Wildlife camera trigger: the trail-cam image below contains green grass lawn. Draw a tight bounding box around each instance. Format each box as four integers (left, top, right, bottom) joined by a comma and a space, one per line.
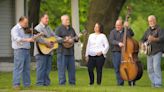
0, 68, 164, 92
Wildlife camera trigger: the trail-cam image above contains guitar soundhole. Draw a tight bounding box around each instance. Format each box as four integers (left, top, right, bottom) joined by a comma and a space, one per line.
46, 41, 54, 48
50, 41, 54, 44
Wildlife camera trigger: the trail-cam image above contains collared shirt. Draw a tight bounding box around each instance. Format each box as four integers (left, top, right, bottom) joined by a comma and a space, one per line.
34, 23, 63, 56
55, 24, 78, 55
109, 28, 134, 52
11, 23, 31, 49
85, 33, 109, 57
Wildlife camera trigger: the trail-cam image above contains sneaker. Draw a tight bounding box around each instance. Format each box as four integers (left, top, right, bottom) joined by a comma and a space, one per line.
24, 85, 32, 88
13, 85, 20, 90
154, 84, 162, 88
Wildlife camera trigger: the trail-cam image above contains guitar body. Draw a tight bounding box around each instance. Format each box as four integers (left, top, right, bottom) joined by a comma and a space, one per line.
38, 37, 58, 54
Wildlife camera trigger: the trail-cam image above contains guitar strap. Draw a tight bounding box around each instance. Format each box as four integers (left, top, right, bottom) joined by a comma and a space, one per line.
147, 26, 160, 38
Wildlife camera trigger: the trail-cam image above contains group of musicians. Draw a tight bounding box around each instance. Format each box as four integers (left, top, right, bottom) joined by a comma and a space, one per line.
11, 13, 164, 89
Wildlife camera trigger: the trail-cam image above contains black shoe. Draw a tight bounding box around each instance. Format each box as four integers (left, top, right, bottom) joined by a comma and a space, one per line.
118, 82, 124, 86
97, 83, 101, 85
128, 81, 136, 86
90, 83, 94, 85
70, 83, 76, 86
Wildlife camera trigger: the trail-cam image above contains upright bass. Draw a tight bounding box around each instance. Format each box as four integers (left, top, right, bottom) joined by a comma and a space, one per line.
120, 6, 143, 83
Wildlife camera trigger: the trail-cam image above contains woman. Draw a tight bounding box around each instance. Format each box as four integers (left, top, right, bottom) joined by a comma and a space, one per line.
85, 23, 109, 85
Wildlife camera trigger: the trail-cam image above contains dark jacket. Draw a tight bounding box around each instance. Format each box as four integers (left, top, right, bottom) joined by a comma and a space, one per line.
141, 26, 164, 55
55, 25, 78, 55
109, 28, 134, 52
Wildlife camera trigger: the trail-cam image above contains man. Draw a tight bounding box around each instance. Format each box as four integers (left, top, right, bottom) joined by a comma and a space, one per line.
55, 15, 79, 85
141, 15, 164, 88
109, 19, 135, 86
11, 16, 34, 89
34, 13, 63, 86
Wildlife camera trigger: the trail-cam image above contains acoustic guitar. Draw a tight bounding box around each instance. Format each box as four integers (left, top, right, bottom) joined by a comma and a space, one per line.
37, 37, 58, 54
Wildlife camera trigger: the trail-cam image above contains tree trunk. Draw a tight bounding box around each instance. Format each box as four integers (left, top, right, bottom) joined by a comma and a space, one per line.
82, 0, 126, 67
28, 0, 41, 27
28, 0, 41, 56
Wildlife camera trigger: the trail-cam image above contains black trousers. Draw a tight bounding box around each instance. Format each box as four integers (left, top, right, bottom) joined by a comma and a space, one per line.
87, 55, 105, 85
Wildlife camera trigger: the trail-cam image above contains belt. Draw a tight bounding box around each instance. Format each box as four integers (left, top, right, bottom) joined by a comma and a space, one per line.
18, 48, 30, 50
89, 55, 103, 57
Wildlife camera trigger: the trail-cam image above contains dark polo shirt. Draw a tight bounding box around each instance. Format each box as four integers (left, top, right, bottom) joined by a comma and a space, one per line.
55, 25, 78, 55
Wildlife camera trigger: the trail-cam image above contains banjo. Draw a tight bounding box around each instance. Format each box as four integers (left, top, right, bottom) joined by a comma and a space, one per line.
140, 41, 151, 55
62, 29, 87, 48
62, 36, 79, 48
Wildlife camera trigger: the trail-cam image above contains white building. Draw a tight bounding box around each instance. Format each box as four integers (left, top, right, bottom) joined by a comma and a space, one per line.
0, 0, 28, 71
0, 0, 27, 60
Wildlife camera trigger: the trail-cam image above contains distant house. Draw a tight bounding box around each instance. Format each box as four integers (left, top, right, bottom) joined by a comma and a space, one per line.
0, 0, 28, 60
0, 0, 28, 71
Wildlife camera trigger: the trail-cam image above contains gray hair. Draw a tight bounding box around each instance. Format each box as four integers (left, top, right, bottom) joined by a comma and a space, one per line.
148, 15, 156, 21
61, 14, 69, 20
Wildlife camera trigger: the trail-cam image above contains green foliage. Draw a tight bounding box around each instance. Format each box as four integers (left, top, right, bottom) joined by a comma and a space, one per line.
79, 0, 90, 31
40, 0, 71, 30
40, 0, 89, 31
131, 16, 147, 40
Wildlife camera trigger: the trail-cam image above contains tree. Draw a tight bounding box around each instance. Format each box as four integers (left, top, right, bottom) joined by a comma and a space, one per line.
82, 0, 126, 66
28, 0, 41, 56
28, 0, 41, 27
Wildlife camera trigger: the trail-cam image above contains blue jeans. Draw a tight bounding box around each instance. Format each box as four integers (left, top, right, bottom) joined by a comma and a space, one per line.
57, 53, 75, 85
147, 52, 162, 87
13, 49, 31, 87
35, 54, 52, 86
112, 52, 124, 85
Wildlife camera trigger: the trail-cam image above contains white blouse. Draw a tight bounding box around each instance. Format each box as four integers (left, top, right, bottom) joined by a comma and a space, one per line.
85, 33, 109, 57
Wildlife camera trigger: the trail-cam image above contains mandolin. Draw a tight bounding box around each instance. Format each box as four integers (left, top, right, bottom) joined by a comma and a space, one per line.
62, 36, 79, 48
